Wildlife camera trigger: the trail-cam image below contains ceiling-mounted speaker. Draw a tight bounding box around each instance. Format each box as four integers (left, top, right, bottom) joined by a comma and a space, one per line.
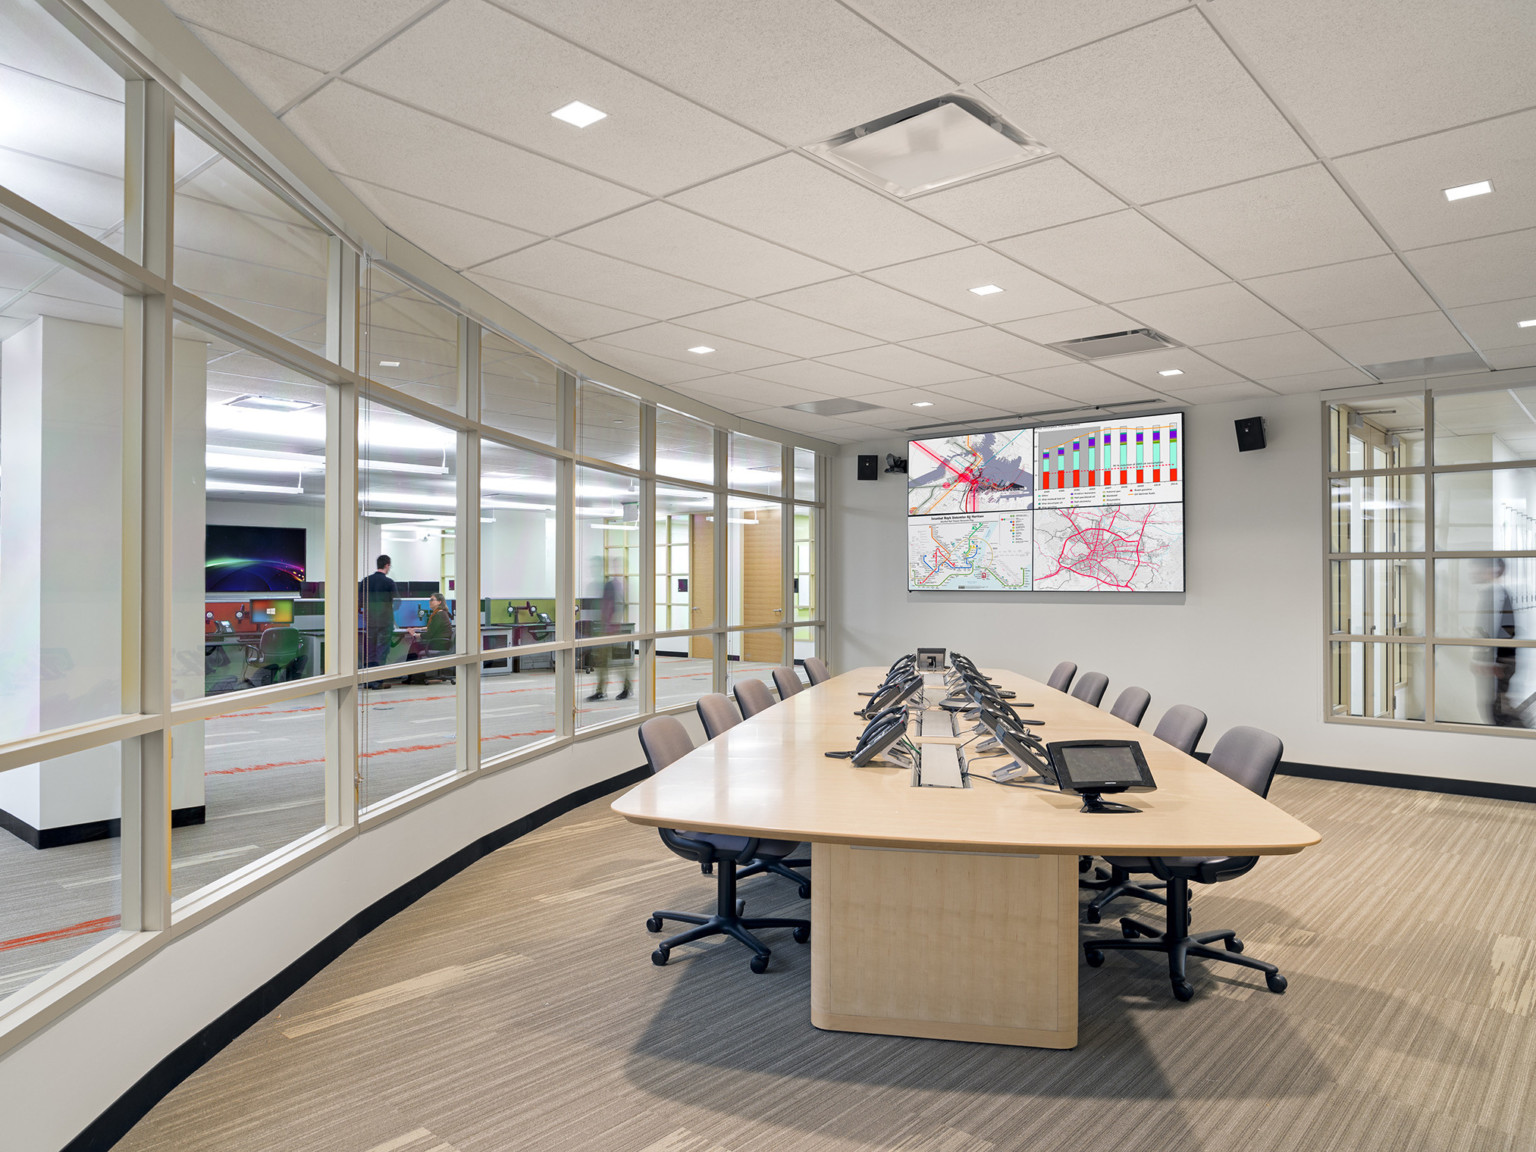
1235, 417, 1266, 452
857, 454, 879, 480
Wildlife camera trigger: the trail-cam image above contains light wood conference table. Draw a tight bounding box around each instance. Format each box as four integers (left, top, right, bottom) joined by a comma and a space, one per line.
613, 667, 1321, 1049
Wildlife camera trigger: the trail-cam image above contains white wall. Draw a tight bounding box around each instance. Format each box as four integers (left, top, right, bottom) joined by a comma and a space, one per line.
483, 510, 556, 599
830, 392, 1536, 787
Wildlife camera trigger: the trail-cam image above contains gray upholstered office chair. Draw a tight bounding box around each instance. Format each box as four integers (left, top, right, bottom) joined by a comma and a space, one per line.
1070, 671, 1108, 707
1109, 686, 1151, 726
803, 657, 831, 685
1046, 661, 1077, 692
772, 666, 803, 699
734, 678, 776, 718
1083, 726, 1289, 1000
696, 693, 741, 740
638, 717, 810, 973
1083, 703, 1209, 918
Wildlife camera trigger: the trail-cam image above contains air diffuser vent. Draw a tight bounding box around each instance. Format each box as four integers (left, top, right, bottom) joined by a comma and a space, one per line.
1047, 329, 1179, 360
1361, 352, 1487, 380
787, 398, 880, 416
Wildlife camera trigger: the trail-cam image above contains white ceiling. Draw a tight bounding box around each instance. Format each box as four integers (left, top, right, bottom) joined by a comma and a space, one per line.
167, 0, 1536, 443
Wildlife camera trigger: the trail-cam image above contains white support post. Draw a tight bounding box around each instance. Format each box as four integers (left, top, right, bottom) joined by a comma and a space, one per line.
554, 371, 576, 737
639, 403, 656, 714
456, 316, 481, 775
325, 240, 359, 828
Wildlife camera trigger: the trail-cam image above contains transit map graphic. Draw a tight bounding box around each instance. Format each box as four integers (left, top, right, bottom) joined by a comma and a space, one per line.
906, 413, 1184, 593
907, 430, 1035, 515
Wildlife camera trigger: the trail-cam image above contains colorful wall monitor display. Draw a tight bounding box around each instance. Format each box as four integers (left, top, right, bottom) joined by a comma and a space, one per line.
205, 525, 306, 593
907, 413, 1184, 593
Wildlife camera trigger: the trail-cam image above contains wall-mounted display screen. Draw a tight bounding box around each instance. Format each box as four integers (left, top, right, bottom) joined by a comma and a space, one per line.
907, 413, 1184, 593
205, 525, 307, 593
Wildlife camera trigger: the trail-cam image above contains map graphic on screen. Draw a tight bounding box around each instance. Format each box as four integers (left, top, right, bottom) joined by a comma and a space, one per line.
907, 413, 1184, 593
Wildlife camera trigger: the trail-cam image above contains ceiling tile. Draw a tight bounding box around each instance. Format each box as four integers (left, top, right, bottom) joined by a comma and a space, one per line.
1118, 282, 1296, 346
1004, 362, 1164, 407
595, 322, 793, 373
1243, 255, 1438, 329
980, 10, 1313, 203
1482, 345, 1536, 371
1000, 305, 1137, 345
283, 82, 645, 235
1448, 297, 1536, 353
856, 388, 1009, 423
1200, 330, 1356, 378
575, 339, 724, 385
901, 327, 1072, 375
189, 27, 324, 110
904, 158, 1126, 241
168, 0, 427, 71
1161, 381, 1276, 404
845, 0, 1189, 84
995, 211, 1226, 302
1210, 0, 1536, 155
1259, 367, 1376, 395
1144, 166, 1388, 279
1096, 348, 1243, 390
1312, 312, 1473, 365
1334, 110, 1536, 251
866, 246, 1092, 322
669, 153, 967, 271
924, 376, 1075, 416
672, 374, 828, 410
344, 0, 780, 196
495, 0, 952, 144
737, 406, 875, 439
472, 240, 738, 320
1405, 230, 1536, 309
674, 300, 877, 358
561, 202, 844, 298
818, 344, 976, 387
344, 177, 540, 270
465, 274, 652, 340
762, 276, 975, 341
743, 359, 893, 397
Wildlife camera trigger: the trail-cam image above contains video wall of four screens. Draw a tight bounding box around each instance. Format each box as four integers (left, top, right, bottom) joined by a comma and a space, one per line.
907, 412, 1185, 593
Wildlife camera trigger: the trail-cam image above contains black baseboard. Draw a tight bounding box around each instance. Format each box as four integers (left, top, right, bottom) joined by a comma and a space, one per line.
0, 806, 206, 850
1192, 754, 1536, 805
63, 765, 651, 1152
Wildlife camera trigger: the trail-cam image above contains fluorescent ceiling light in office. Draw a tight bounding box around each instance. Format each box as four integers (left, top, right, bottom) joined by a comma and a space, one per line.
378, 360, 401, 367
206, 449, 324, 473
1444, 180, 1492, 201
687, 346, 715, 355
551, 100, 606, 128
1518, 319, 1536, 328
806, 96, 1050, 197
912, 401, 933, 407
206, 480, 304, 495
225, 393, 317, 412
969, 284, 1004, 296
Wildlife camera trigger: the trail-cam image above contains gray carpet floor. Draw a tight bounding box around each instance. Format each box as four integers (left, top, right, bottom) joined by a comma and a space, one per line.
112, 775, 1536, 1152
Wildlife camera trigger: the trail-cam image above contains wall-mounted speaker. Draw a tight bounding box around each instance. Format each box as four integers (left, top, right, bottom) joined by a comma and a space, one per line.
1234, 416, 1266, 452
857, 454, 879, 480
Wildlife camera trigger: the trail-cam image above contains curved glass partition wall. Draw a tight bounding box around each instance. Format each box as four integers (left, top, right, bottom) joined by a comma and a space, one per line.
0, 1, 826, 1035
1327, 388, 1536, 734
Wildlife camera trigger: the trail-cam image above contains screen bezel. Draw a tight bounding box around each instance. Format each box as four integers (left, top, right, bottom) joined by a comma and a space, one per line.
1045, 740, 1156, 794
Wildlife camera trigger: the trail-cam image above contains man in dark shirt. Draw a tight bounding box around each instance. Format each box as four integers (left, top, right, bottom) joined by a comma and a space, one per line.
360, 554, 397, 689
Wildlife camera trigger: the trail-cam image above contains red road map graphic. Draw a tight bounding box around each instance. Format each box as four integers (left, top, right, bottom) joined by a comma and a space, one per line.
909, 433, 1032, 515
1033, 504, 1182, 592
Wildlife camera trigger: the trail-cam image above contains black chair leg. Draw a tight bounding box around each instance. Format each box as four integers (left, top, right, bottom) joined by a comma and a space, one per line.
647, 857, 809, 974
735, 854, 811, 898
1081, 864, 1168, 922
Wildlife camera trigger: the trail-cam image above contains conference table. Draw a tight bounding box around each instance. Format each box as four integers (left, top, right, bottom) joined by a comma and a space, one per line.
612, 667, 1321, 1049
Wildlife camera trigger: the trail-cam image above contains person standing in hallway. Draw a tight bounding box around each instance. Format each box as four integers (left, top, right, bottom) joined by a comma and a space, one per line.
587, 566, 631, 702
1474, 557, 1522, 726
361, 554, 398, 690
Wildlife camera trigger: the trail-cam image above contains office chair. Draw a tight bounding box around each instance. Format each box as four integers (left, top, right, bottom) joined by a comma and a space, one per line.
734, 678, 776, 719
695, 692, 811, 897
803, 657, 831, 685
1083, 726, 1289, 1001
1070, 671, 1109, 707
246, 627, 308, 687
1109, 686, 1151, 726
1046, 661, 1077, 692
1083, 703, 1210, 919
772, 667, 803, 699
637, 717, 810, 973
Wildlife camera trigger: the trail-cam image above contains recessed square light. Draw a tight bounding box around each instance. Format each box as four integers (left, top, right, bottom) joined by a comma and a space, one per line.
1158, 368, 1184, 377
969, 284, 1004, 296
379, 360, 401, 367
1518, 319, 1536, 328
551, 101, 607, 128
687, 346, 715, 355
912, 401, 934, 407
1444, 180, 1492, 201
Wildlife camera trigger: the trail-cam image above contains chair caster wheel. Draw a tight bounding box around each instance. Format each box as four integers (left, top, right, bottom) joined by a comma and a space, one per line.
749, 953, 770, 974
793, 925, 810, 944
1226, 937, 1244, 953
645, 916, 663, 933
1172, 979, 1194, 1002
1267, 973, 1288, 994
651, 947, 669, 966
701, 862, 713, 875
1121, 920, 1139, 939
1084, 948, 1104, 968
1083, 905, 1101, 924
797, 884, 811, 900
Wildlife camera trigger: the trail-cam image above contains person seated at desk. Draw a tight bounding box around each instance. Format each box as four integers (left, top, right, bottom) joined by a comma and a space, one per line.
405, 593, 455, 684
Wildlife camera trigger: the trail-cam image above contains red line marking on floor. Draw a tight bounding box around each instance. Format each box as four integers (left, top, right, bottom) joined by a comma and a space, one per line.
0, 915, 120, 953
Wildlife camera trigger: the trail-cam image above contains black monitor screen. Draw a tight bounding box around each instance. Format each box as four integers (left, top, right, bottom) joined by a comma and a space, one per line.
206, 525, 306, 593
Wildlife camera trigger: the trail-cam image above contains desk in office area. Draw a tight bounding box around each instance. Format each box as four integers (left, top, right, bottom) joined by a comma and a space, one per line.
613, 667, 1320, 1049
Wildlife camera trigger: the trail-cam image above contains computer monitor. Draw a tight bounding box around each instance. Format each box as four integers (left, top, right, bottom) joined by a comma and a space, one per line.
250, 599, 295, 624
394, 598, 431, 629
1045, 740, 1157, 813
